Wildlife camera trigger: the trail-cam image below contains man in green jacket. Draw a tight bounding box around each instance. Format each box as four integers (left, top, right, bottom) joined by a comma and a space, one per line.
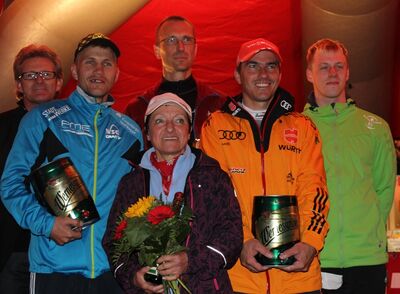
303, 38, 396, 294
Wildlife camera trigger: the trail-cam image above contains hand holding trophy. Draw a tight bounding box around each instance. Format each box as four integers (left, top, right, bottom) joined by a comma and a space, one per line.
252, 195, 300, 267
30, 157, 100, 229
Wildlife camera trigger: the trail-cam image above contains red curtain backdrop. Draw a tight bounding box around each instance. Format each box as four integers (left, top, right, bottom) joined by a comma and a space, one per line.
61, 0, 304, 112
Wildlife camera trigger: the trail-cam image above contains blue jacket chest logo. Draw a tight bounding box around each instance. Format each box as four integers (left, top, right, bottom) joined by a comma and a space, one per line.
61, 119, 92, 137
106, 124, 121, 140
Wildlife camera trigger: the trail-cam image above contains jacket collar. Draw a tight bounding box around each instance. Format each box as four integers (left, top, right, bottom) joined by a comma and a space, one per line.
132, 145, 215, 170
222, 87, 294, 120
76, 86, 115, 107
305, 91, 355, 112
221, 87, 295, 152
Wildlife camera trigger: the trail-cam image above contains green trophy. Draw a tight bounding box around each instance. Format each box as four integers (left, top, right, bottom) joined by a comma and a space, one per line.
252, 195, 300, 266
30, 157, 99, 228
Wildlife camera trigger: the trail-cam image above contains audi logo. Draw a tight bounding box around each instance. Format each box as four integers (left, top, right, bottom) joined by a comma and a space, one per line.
280, 100, 292, 110
218, 130, 246, 140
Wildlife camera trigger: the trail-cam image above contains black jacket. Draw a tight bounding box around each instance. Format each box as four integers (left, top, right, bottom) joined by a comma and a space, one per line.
0, 102, 30, 270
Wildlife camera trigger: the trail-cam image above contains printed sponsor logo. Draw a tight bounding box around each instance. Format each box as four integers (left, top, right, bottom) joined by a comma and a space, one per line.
278, 145, 302, 154
232, 108, 241, 116
42, 105, 71, 121
286, 172, 295, 184
280, 100, 292, 111
106, 124, 121, 140
228, 102, 237, 112
218, 130, 246, 140
284, 128, 298, 143
229, 167, 246, 174
363, 114, 382, 129
61, 120, 92, 137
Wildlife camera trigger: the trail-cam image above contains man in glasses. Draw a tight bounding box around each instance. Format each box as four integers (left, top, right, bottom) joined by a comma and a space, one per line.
125, 15, 226, 146
201, 38, 329, 293
0, 44, 63, 293
1, 33, 143, 294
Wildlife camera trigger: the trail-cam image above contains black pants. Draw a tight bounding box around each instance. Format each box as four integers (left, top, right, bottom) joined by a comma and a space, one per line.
322, 265, 386, 294
0, 252, 30, 294
30, 271, 123, 294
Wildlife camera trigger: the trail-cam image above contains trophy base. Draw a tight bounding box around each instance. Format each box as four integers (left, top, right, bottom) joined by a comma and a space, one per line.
144, 267, 163, 285
256, 241, 298, 266
69, 198, 100, 228
255, 253, 296, 267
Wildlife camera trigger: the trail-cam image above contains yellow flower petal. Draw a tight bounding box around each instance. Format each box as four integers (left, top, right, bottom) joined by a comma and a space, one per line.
125, 196, 156, 218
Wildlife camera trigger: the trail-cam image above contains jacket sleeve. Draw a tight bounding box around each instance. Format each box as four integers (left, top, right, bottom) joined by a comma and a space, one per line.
296, 116, 330, 252
372, 121, 396, 222
102, 172, 142, 294
0, 109, 55, 237
186, 167, 243, 279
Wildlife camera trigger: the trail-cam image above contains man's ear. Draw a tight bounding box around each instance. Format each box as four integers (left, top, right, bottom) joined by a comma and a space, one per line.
306, 67, 313, 83
55, 78, 64, 92
154, 45, 161, 60
15, 80, 23, 94
234, 70, 242, 85
194, 43, 198, 58
71, 63, 78, 81
114, 68, 120, 83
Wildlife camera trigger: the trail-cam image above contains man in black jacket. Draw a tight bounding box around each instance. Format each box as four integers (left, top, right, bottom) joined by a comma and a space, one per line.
124, 15, 226, 147
0, 44, 63, 293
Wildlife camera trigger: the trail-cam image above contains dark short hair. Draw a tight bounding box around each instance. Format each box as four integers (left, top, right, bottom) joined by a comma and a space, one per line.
306, 38, 349, 68
13, 44, 63, 99
155, 15, 195, 45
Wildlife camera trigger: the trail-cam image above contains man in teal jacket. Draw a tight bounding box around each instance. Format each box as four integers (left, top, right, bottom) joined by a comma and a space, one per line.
303, 38, 396, 293
1, 33, 143, 294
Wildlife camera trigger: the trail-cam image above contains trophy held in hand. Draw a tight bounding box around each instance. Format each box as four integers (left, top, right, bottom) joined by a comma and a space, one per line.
252, 195, 300, 267
30, 157, 100, 228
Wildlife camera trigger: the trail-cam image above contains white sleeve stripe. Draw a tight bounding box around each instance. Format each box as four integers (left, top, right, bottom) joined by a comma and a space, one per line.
206, 245, 227, 268
114, 263, 124, 278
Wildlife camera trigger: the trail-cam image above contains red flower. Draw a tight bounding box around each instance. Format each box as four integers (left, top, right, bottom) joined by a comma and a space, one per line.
147, 205, 175, 225
114, 219, 127, 240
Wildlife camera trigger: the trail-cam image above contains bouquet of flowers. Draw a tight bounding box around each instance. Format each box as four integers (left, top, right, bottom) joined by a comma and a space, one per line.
111, 192, 193, 293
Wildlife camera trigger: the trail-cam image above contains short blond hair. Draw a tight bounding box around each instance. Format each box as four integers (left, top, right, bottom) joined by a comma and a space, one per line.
306, 38, 349, 68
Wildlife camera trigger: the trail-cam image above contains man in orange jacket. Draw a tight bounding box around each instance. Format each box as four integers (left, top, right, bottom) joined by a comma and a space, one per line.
201, 38, 329, 294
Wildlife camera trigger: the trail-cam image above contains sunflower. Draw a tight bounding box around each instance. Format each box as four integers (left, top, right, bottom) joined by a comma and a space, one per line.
125, 196, 156, 218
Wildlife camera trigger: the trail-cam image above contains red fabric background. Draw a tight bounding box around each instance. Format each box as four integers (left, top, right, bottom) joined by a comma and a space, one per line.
61, 0, 304, 112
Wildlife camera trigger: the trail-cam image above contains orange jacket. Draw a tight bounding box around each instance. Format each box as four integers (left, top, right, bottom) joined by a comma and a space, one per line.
201, 91, 329, 294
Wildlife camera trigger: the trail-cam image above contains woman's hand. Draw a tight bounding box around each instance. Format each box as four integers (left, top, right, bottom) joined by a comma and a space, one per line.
157, 251, 188, 281
133, 266, 164, 293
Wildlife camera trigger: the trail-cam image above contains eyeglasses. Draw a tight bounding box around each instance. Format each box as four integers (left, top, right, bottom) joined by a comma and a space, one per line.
159, 36, 196, 46
18, 71, 57, 80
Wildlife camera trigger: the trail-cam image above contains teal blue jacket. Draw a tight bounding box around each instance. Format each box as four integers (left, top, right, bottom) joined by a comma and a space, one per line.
303, 98, 396, 268
1, 88, 143, 278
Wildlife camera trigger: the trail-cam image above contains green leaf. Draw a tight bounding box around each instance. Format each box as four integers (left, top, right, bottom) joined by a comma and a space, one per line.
125, 218, 152, 248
